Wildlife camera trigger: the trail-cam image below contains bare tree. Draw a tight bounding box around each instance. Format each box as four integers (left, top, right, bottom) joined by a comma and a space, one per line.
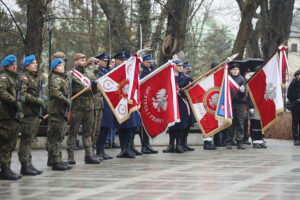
231, 0, 260, 60
160, 0, 190, 64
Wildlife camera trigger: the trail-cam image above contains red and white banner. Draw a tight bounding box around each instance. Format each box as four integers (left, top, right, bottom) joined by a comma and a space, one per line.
185, 65, 231, 137
139, 62, 180, 138
73, 69, 91, 87
246, 53, 284, 131
97, 54, 141, 124
278, 45, 290, 84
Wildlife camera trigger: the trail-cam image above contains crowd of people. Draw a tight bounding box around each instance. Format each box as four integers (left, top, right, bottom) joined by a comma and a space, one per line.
0, 51, 300, 181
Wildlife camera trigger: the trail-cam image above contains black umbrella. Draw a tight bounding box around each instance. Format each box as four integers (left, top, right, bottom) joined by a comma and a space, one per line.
229, 58, 264, 75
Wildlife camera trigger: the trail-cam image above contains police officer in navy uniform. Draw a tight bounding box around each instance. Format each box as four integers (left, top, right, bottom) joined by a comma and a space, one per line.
138, 55, 158, 154
95, 52, 115, 160
163, 60, 190, 153
181, 62, 195, 151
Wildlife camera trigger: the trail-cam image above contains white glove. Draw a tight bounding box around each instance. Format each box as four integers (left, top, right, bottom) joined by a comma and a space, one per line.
239, 85, 245, 93
249, 108, 254, 115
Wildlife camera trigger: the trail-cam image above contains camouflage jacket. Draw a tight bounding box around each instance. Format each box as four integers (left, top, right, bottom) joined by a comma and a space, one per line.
85, 64, 103, 110
0, 69, 19, 120
71, 66, 94, 111
22, 70, 40, 117
48, 71, 68, 120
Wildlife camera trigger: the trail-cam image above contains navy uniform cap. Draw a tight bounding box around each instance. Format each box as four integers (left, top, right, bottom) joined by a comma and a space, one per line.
143, 55, 153, 61
95, 53, 110, 61
114, 51, 130, 60
183, 62, 191, 68
1, 55, 17, 66
23, 55, 36, 67
229, 63, 240, 70
173, 60, 184, 65
294, 69, 300, 77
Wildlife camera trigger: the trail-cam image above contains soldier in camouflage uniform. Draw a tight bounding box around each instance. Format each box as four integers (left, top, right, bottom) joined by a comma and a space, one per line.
47, 58, 73, 171
85, 57, 103, 157
0, 55, 23, 180
46, 52, 68, 166
66, 53, 100, 164
18, 55, 46, 176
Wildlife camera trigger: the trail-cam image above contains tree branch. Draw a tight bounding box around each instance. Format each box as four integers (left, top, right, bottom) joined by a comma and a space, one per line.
0, 0, 25, 43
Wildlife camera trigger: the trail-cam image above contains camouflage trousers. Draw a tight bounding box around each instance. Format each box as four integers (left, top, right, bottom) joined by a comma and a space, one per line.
47, 118, 67, 163
92, 109, 102, 154
18, 116, 40, 166
67, 109, 94, 158
0, 120, 20, 168
226, 103, 246, 144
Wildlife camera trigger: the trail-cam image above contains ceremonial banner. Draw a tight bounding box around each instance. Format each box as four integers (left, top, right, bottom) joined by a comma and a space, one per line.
97, 54, 141, 124
185, 65, 230, 137
246, 53, 284, 130
215, 64, 233, 123
278, 45, 290, 84
139, 62, 180, 138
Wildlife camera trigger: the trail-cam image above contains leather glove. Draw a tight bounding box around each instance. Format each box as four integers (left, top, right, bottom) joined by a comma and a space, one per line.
239, 85, 246, 93
249, 108, 255, 115
178, 89, 185, 96
37, 98, 47, 110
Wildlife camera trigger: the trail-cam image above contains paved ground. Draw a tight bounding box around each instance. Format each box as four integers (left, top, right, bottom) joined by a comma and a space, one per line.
1, 139, 300, 200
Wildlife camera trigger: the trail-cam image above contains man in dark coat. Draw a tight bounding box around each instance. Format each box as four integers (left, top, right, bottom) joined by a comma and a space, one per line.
287, 69, 300, 146
225, 63, 248, 150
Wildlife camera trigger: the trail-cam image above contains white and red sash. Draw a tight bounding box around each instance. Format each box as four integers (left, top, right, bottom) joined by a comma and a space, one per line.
73, 69, 91, 87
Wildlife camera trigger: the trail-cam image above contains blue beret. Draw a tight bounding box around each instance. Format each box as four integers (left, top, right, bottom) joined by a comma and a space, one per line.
183, 62, 191, 68
114, 51, 130, 60
1, 55, 17, 67
50, 58, 63, 71
95, 53, 110, 61
143, 55, 153, 61
173, 60, 184, 65
23, 55, 36, 67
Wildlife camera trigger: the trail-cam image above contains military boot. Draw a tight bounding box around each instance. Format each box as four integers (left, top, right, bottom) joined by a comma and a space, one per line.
0, 164, 22, 180
85, 156, 100, 164
130, 139, 142, 156
203, 141, 217, 150
67, 152, 76, 165
182, 131, 195, 151
47, 152, 53, 166
237, 141, 245, 150
52, 163, 70, 171
117, 133, 135, 158
97, 144, 113, 160
163, 131, 175, 153
20, 162, 38, 176
29, 164, 43, 175
175, 131, 184, 153
140, 130, 158, 154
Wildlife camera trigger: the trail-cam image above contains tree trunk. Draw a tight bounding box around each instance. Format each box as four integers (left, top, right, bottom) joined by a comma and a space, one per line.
261, 0, 295, 60
231, 0, 260, 60
98, 0, 129, 54
137, 0, 151, 49
24, 0, 46, 60
160, 0, 190, 64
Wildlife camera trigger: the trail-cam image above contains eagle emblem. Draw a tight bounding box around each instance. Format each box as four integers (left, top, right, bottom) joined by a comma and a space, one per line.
264, 82, 276, 100
152, 89, 168, 112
